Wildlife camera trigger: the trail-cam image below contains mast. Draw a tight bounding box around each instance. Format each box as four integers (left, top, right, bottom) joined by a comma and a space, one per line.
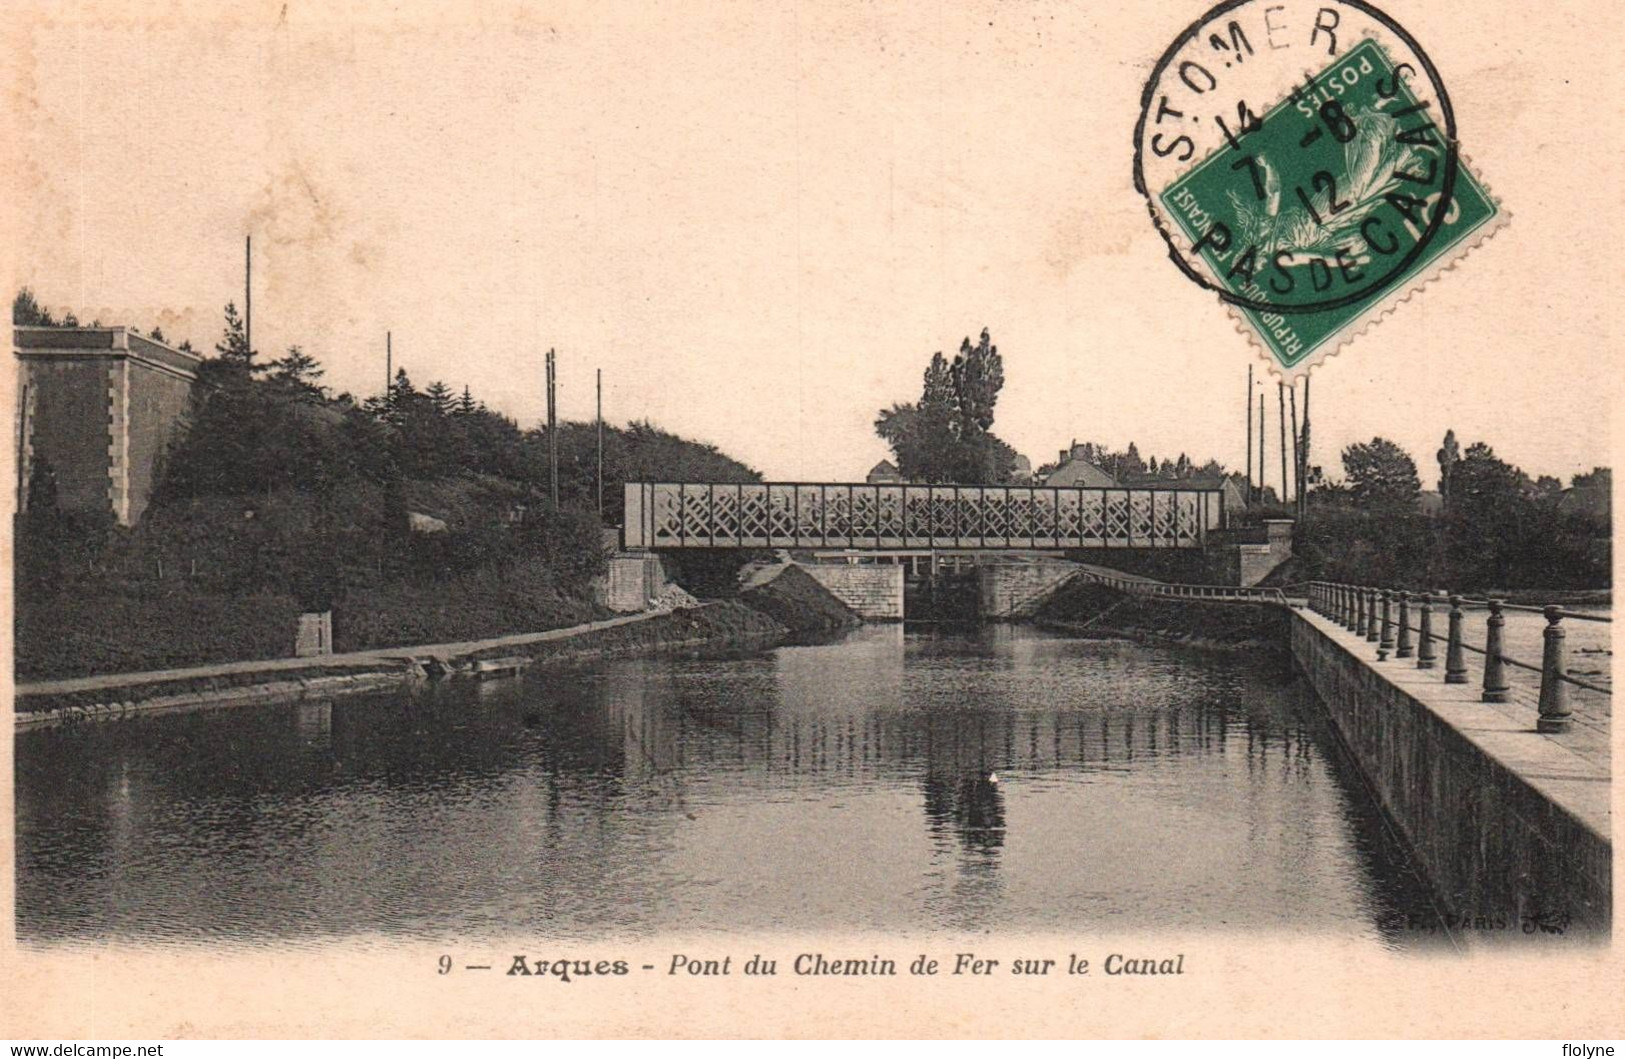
596, 367, 604, 521
1245, 365, 1253, 503
1278, 382, 1288, 505
546, 348, 559, 507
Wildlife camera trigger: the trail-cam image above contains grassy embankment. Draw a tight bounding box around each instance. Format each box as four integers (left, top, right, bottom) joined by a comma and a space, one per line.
1034, 578, 1289, 655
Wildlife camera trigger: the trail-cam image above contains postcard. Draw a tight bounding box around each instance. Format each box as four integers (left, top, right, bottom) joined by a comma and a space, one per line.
2, 0, 1620, 1040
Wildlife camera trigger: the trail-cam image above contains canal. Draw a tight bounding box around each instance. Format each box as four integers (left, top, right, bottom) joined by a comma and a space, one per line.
16, 625, 1448, 947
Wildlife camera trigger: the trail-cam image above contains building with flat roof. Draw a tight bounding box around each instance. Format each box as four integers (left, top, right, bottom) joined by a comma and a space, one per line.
14, 326, 201, 525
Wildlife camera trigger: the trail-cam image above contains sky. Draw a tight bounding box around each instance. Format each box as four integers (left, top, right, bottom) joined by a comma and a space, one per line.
9, 0, 1617, 490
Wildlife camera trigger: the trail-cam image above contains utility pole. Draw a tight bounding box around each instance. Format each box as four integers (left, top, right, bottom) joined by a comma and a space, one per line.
1278, 382, 1289, 505
546, 348, 559, 507
1258, 393, 1266, 505
1300, 374, 1312, 517
385, 331, 392, 396
596, 367, 604, 522
1245, 364, 1254, 504
244, 235, 252, 359
1289, 383, 1300, 514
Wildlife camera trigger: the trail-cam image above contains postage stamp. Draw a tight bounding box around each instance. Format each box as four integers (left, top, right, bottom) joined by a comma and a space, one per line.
1133, 1, 1508, 378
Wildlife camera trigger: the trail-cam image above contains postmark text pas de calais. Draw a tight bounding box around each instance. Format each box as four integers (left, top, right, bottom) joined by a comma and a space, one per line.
1133, 1, 1507, 378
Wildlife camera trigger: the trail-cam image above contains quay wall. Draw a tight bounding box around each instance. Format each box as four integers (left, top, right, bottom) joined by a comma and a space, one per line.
1288, 610, 1611, 931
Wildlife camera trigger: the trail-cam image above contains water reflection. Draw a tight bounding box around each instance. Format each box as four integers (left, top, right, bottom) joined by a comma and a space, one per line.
16, 625, 1447, 946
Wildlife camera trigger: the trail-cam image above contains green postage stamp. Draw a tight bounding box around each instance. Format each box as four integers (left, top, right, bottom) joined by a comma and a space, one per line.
1139, 28, 1506, 378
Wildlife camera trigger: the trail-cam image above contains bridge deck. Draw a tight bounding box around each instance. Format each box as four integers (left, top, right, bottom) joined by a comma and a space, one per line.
624, 481, 1224, 550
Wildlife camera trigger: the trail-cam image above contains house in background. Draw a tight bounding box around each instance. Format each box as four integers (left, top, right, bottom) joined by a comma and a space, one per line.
865, 459, 904, 484
1039, 443, 1117, 488
14, 325, 201, 526
1120, 472, 1249, 520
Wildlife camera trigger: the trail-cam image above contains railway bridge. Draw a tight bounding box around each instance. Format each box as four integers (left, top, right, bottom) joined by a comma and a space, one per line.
621, 481, 1225, 552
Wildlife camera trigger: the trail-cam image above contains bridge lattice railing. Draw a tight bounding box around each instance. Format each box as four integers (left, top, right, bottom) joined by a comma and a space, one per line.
623, 482, 1224, 551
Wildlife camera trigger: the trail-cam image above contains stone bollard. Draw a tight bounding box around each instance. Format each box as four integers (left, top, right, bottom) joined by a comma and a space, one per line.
1396, 592, 1414, 658
1416, 594, 1437, 669
1338, 584, 1350, 625
1481, 599, 1511, 703
1365, 588, 1380, 643
1355, 587, 1368, 636
1378, 590, 1395, 657
1536, 606, 1572, 733
1445, 595, 1469, 684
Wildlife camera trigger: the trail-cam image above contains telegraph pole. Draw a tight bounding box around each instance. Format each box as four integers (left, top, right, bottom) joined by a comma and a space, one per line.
1299, 375, 1312, 517
546, 348, 559, 507
1278, 382, 1289, 505
385, 331, 392, 396
244, 235, 252, 358
1245, 365, 1254, 503
1289, 383, 1300, 513
1258, 393, 1266, 504
596, 367, 604, 521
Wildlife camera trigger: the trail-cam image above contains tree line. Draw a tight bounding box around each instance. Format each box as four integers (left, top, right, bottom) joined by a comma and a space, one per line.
1298, 432, 1609, 589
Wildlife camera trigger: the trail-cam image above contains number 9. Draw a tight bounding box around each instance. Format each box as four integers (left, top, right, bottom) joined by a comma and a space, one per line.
438, 955, 452, 975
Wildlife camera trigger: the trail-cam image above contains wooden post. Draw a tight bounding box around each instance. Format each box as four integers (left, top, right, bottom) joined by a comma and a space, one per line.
1481, 599, 1510, 702
1278, 382, 1288, 505
1445, 595, 1469, 683
1298, 375, 1311, 517
1396, 591, 1413, 658
1416, 593, 1438, 669
596, 368, 604, 521
1288, 385, 1299, 510
546, 348, 559, 507
1245, 365, 1253, 503
1537, 606, 1572, 733
1258, 394, 1266, 504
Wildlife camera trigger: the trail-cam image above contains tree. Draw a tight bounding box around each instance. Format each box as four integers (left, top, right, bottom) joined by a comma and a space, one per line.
214, 302, 256, 370
13, 287, 59, 326
454, 385, 479, 417
1341, 437, 1421, 508
1572, 467, 1611, 491
1436, 429, 1460, 501
921, 352, 955, 411
150, 325, 167, 343
950, 328, 1004, 434
266, 345, 327, 401
425, 380, 455, 416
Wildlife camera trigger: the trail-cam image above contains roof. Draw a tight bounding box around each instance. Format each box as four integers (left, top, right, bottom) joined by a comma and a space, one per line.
14, 325, 202, 379
1119, 475, 1235, 492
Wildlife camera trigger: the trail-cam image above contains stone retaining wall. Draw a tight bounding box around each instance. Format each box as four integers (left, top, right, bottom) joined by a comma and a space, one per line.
1289, 610, 1611, 931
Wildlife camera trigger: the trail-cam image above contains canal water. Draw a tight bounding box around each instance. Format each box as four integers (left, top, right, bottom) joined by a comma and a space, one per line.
16, 625, 1448, 948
